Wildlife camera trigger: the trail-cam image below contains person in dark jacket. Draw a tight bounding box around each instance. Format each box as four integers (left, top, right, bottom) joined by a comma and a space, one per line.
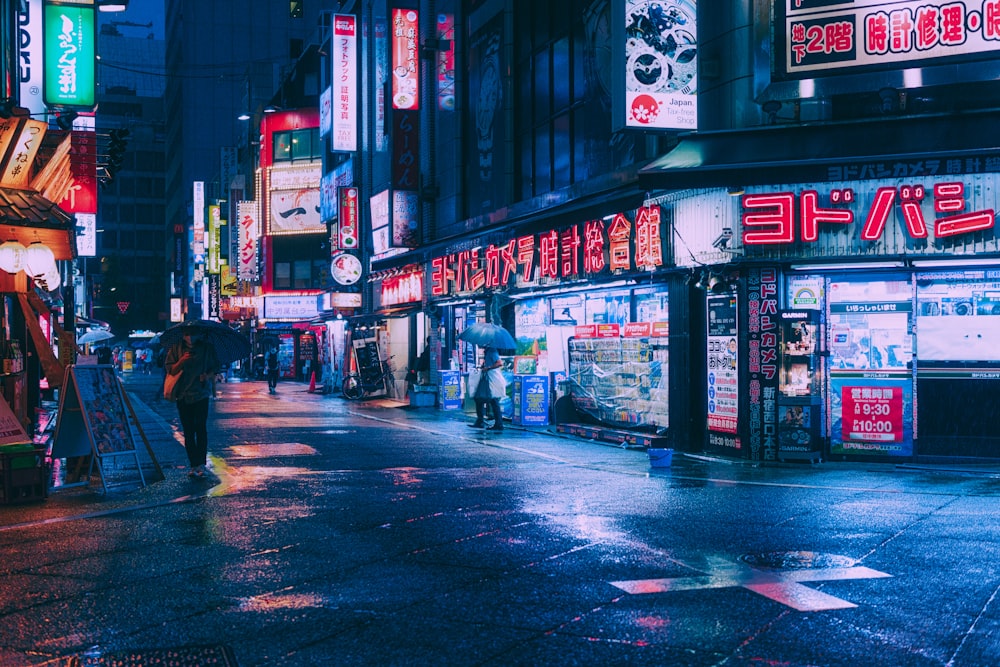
164, 331, 221, 477
266, 350, 279, 394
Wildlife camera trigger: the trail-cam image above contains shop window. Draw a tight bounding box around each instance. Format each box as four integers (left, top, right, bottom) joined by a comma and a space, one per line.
271, 235, 329, 290
272, 128, 320, 163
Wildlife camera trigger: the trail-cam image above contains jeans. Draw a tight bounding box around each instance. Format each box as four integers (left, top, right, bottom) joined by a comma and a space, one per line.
177, 397, 210, 467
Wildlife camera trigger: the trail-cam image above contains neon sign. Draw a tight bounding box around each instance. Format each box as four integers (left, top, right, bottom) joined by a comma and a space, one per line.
430, 205, 665, 297
741, 183, 995, 245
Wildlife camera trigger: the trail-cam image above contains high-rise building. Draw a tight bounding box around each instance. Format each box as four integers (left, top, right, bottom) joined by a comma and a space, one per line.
89, 19, 168, 332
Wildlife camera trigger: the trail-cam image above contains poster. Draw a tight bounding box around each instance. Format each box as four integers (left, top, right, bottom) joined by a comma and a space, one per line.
707, 294, 738, 436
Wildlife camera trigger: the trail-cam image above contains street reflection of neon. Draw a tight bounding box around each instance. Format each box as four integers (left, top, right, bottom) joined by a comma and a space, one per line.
384, 467, 423, 486
207, 456, 317, 497
230, 443, 317, 458
237, 592, 325, 611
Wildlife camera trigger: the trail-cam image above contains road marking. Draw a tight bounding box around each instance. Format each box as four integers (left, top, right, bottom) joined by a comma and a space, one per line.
610, 560, 892, 611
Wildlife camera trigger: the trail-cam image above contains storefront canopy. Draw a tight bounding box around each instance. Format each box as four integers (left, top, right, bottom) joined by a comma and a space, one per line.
0, 187, 75, 260
638, 113, 1000, 191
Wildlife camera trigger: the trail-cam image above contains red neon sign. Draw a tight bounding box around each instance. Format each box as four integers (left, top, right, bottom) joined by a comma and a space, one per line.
741, 183, 996, 245
429, 205, 664, 297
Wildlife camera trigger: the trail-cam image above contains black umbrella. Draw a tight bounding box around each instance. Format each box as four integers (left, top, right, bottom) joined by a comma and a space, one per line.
458, 322, 516, 350
159, 319, 251, 365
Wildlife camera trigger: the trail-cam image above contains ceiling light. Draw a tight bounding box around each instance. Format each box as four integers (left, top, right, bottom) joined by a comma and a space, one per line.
237, 112, 251, 121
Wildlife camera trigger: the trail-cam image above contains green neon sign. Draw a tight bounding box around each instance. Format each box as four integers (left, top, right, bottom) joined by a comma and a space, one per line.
43, 2, 96, 109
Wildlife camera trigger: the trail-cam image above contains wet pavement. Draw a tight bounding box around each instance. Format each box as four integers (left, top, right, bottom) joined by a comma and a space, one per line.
0, 373, 999, 665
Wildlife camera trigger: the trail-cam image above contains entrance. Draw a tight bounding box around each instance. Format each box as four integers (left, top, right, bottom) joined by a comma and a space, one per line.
825, 276, 914, 459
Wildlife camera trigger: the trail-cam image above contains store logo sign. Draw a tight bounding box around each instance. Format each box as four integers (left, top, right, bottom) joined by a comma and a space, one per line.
741, 183, 995, 246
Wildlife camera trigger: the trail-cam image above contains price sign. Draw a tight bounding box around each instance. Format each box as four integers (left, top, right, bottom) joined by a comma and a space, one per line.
841, 385, 903, 442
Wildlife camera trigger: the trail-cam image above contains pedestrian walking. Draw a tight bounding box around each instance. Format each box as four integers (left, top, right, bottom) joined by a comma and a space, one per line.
469, 345, 504, 432
266, 350, 279, 394
164, 329, 221, 477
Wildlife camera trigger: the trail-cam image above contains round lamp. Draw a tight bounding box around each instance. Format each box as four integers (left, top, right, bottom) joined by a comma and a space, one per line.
23, 242, 55, 277
0, 240, 25, 273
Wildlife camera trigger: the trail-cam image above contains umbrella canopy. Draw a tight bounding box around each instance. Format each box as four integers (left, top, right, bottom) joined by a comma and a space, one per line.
148, 333, 161, 346
458, 322, 516, 351
78, 329, 115, 344
159, 319, 251, 365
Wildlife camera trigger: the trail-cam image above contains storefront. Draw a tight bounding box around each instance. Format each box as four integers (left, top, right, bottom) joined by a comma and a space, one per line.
426, 202, 692, 444
647, 137, 1000, 463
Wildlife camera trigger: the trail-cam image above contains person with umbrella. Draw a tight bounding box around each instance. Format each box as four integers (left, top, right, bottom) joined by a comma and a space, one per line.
164, 324, 223, 477
470, 344, 504, 432
459, 323, 516, 433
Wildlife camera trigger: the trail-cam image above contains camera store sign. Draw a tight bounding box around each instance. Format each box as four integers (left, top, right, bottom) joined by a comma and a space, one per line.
430, 206, 664, 297
740, 181, 994, 246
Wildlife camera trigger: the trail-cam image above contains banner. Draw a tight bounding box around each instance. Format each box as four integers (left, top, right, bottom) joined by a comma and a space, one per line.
331, 14, 357, 151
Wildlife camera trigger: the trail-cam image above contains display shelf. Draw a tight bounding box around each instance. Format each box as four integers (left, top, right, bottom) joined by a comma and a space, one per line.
567, 335, 669, 430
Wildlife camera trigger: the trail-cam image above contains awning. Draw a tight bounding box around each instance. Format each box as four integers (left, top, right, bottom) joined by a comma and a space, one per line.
0, 187, 75, 259
638, 113, 1000, 191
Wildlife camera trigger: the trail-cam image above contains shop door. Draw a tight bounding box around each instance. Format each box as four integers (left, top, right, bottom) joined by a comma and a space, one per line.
827, 277, 914, 459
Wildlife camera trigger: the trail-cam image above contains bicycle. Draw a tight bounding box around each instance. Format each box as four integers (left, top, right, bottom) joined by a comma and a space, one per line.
341, 356, 398, 400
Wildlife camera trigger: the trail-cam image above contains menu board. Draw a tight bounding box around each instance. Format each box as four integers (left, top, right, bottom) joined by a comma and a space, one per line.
52, 366, 135, 458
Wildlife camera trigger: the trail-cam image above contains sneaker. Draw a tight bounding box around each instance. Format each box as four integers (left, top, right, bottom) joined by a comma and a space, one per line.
194, 466, 206, 477
187, 469, 197, 477
468, 422, 486, 428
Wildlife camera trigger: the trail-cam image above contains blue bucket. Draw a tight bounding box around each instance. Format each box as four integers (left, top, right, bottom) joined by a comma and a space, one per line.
648, 448, 673, 468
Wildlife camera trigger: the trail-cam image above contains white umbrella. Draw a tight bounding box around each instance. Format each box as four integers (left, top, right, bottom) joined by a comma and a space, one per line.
79, 329, 115, 344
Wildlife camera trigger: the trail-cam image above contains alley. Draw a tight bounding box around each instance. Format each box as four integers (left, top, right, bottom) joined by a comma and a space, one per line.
0, 377, 998, 666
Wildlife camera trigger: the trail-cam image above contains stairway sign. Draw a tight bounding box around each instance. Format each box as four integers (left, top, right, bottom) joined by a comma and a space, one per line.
51, 365, 146, 492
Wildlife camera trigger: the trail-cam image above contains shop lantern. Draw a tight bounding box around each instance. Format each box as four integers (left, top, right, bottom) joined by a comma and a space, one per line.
23, 242, 56, 278
0, 240, 25, 273
34, 266, 61, 292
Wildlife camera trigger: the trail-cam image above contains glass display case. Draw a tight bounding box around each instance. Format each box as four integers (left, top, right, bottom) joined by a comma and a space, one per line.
778, 311, 823, 462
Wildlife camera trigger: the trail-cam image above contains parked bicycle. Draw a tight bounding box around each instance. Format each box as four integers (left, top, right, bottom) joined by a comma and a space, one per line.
341, 356, 398, 400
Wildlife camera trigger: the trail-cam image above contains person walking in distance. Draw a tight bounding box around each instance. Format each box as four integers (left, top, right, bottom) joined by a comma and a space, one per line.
266, 349, 279, 394
469, 345, 504, 432
164, 329, 221, 477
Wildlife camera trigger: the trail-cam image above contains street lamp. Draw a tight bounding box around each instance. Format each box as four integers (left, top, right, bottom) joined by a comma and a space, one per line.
96, 1, 129, 11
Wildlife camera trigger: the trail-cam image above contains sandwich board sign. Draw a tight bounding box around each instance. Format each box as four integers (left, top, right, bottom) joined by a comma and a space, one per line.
51, 365, 147, 492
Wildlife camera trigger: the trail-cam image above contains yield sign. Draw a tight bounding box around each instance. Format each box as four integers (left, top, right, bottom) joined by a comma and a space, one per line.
610, 555, 892, 612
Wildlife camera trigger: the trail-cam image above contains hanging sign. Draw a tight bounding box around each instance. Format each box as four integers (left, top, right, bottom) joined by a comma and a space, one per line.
43, 1, 96, 108
332, 14, 358, 151
338, 186, 359, 249
391, 8, 419, 110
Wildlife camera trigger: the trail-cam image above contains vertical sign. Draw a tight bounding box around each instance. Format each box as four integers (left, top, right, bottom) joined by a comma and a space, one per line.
192, 181, 205, 265
207, 274, 220, 319
332, 14, 357, 152
436, 14, 456, 111
391, 190, 419, 248
707, 294, 739, 450
0, 119, 46, 188
620, 0, 697, 131
43, 1, 95, 108
746, 268, 780, 463
338, 186, 359, 249
75, 213, 95, 256
375, 18, 388, 152
61, 126, 97, 214
391, 8, 419, 110
18, 0, 47, 118
236, 200, 258, 281
319, 87, 331, 138
392, 110, 418, 189
208, 204, 221, 274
